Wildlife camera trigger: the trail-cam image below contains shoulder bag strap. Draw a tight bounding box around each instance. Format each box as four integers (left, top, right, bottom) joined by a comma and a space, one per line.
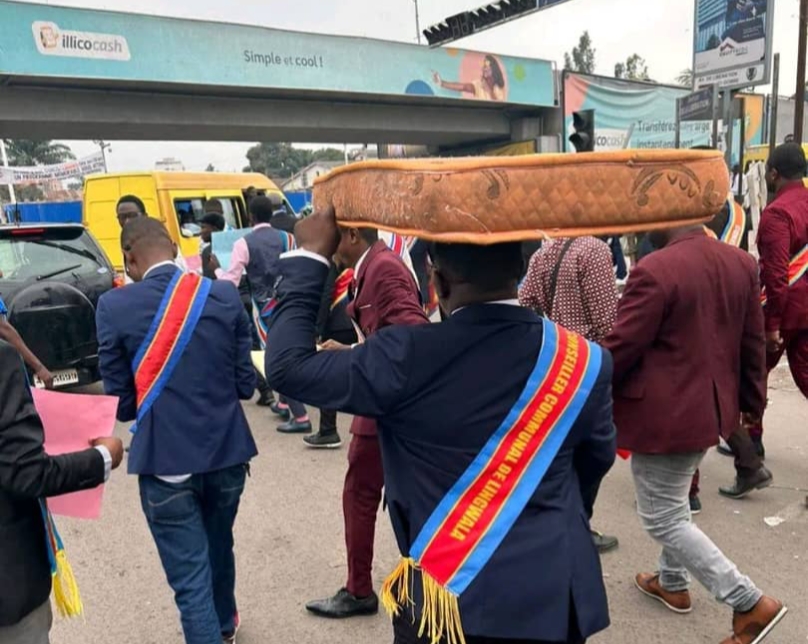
547, 238, 576, 319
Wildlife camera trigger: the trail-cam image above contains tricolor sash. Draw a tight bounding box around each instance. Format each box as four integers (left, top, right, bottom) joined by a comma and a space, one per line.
704, 197, 746, 247
248, 229, 297, 348
131, 272, 211, 432
761, 244, 808, 307
332, 268, 354, 310
40, 499, 83, 617
381, 320, 602, 644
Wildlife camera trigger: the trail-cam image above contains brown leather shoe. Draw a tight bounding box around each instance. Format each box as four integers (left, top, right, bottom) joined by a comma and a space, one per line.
634, 573, 692, 614
719, 596, 787, 644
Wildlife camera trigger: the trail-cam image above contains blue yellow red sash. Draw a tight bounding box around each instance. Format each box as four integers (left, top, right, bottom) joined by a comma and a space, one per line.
131, 271, 211, 431
332, 268, 354, 310
250, 229, 297, 347
761, 244, 808, 307
704, 197, 746, 247
40, 499, 83, 617
381, 320, 602, 644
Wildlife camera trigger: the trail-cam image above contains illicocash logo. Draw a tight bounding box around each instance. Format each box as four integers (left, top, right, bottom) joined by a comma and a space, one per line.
32, 21, 131, 61
38, 23, 59, 49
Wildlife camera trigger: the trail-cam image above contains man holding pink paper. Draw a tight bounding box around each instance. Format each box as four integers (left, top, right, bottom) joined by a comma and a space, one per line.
0, 341, 123, 644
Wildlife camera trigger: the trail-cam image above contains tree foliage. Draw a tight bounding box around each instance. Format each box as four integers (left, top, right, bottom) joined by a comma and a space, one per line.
563, 31, 596, 75
614, 54, 651, 81
0, 140, 75, 203
676, 68, 694, 88
243, 143, 344, 179
2, 139, 75, 166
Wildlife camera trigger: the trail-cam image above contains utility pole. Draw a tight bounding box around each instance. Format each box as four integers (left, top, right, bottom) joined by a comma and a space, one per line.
795, 0, 808, 143
0, 139, 15, 204
93, 139, 112, 172
413, 0, 422, 44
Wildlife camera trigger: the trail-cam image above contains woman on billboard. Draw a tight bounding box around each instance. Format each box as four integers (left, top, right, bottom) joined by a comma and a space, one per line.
432, 54, 506, 101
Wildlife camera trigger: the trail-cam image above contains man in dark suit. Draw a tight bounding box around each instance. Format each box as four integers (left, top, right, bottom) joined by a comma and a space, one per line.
96, 218, 258, 644
604, 225, 786, 644
304, 226, 429, 618
0, 341, 123, 643
266, 209, 615, 644
268, 194, 299, 234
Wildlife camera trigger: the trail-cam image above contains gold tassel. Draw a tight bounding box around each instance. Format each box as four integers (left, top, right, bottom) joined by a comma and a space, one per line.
51, 550, 83, 618
381, 557, 415, 617
383, 558, 466, 644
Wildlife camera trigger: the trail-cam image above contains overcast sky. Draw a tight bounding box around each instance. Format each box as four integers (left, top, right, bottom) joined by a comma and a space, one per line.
16, 0, 805, 172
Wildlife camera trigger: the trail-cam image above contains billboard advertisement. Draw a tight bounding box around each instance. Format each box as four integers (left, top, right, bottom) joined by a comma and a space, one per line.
693, 0, 774, 90
563, 73, 712, 151
0, 1, 555, 107
563, 73, 763, 159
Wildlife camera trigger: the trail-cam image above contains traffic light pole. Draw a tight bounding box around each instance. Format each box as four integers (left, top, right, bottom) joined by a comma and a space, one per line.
794, 0, 808, 143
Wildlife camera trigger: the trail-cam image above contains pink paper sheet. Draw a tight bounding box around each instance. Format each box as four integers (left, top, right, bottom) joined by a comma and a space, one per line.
34, 389, 119, 520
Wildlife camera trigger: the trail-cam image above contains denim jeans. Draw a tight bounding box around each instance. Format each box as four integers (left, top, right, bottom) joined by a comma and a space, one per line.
139, 464, 248, 644
631, 453, 761, 612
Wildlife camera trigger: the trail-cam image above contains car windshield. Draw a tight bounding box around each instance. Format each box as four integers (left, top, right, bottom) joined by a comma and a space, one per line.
0, 228, 104, 282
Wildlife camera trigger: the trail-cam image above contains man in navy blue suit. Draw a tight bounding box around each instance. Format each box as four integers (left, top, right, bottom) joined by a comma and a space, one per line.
266, 209, 616, 644
96, 218, 258, 644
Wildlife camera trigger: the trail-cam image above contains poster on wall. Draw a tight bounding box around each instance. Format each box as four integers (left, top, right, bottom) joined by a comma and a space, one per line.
693, 0, 774, 90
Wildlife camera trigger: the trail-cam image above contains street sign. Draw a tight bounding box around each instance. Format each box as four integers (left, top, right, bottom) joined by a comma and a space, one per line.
693, 0, 774, 90
678, 87, 717, 122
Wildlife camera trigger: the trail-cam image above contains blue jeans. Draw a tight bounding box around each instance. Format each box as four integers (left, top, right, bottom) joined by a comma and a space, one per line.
631, 453, 761, 612
139, 465, 248, 644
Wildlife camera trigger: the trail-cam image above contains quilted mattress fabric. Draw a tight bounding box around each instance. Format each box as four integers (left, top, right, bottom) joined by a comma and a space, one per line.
312, 150, 730, 244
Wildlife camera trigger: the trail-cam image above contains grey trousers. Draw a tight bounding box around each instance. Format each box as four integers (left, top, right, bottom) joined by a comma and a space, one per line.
631, 452, 762, 612
0, 601, 52, 644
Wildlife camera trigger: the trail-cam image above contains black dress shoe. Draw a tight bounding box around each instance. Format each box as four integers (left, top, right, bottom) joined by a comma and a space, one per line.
719, 466, 773, 499
689, 495, 702, 515
304, 431, 342, 448
269, 402, 291, 421
277, 419, 312, 434
256, 391, 275, 407
305, 588, 378, 618
590, 529, 618, 553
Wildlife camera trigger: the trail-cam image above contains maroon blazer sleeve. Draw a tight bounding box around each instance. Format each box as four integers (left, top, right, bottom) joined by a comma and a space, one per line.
603, 263, 667, 384
371, 258, 430, 329
739, 262, 767, 416
757, 208, 792, 332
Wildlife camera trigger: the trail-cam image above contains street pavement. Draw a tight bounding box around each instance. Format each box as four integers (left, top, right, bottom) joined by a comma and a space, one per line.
53, 365, 806, 644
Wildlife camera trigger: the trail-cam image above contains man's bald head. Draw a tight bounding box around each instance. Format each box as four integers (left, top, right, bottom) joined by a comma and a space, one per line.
121, 217, 177, 282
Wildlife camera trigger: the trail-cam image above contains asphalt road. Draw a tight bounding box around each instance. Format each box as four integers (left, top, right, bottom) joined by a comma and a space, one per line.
52, 365, 807, 644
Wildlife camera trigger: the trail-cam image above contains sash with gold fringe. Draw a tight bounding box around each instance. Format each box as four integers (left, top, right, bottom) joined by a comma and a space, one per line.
40, 499, 83, 618
381, 320, 602, 644
761, 244, 808, 307
131, 271, 211, 431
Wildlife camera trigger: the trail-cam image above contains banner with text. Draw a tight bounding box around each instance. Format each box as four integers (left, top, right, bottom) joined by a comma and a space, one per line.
0, 1, 555, 108
0, 151, 104, 184
563, 73, 712, 151
693, 0, 773, 90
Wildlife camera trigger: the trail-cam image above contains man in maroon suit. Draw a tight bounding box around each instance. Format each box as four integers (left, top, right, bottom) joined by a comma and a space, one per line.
604, 225, 786, 644
305, 227, 428, 618
746, 143, 808, 453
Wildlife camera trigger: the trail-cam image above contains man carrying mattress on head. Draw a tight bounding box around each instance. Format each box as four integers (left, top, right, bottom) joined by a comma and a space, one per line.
265, 206, 615, 644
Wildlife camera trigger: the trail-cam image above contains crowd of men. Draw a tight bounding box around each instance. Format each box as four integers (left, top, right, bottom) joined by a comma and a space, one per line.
0, 143, 806, 644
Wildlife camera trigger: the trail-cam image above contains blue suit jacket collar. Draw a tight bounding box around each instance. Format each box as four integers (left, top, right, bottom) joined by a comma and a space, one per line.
450, 302, 540, 325
143, 263, 180, 281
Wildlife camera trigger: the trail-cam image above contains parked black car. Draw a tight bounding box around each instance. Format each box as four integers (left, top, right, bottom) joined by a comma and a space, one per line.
0, 223, 118, 387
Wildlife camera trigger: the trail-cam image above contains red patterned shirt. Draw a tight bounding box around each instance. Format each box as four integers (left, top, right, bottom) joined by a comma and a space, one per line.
519, 237, 618, 343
